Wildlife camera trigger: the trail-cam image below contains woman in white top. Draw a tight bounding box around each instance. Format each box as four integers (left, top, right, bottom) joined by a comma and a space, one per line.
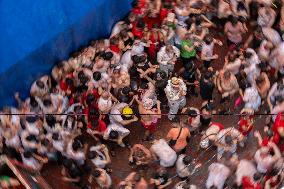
243, 86, 261, 111
150, 139, 177, 167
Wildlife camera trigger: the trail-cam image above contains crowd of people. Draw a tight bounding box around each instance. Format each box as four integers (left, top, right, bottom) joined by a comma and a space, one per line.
1, 0, 284, 188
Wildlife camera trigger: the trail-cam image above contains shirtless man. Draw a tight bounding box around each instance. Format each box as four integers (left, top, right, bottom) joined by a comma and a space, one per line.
216, 70, 239, 112
118, 172, 148, 189
134, 96, 161, 141
128, 144, 152, 166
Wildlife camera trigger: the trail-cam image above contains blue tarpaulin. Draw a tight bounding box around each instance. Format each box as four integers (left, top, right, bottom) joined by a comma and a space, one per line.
0, 0, 132, 107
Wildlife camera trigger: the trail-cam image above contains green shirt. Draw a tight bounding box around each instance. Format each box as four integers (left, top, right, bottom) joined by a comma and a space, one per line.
181, 39, 196, 58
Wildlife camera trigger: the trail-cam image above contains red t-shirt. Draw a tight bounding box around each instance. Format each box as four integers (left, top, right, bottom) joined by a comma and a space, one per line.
109, 44, 120, 54
210, 122, 224, 130
87, 120, 107, 132
242, 176, 262, 189
81, 89, 100, 104
132, 22, 144, 39
239, 116, 253, 136
271, 113, 284, 144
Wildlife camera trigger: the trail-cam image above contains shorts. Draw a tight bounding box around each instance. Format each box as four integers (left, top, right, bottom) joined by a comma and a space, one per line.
141, 122, 157, 133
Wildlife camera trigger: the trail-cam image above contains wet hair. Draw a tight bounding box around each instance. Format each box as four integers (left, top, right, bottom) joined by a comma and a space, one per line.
225, 135, 233, 145
253, 172, 262, 181
182, 155, 192, 165
121, 86, 131, 95
103, 52, 113, 60
188, 109, 198, 118
91, 120, 99, 129
184, 62, 194, 71
46, 115, 56, 128
138, 55, 147, 63
36, 80, 45, 89
237, 1, 246, 11
93, 170, 101, 178
72, 139, 83, 151
109, 130, 119, 139
88, 151, 98, 159
23, 151, 33, 158
89, 107, 99, 117
119, 95, 129, 103
43, 99, 52, 107
93, 72, 102, 81
270, 168, 280, 176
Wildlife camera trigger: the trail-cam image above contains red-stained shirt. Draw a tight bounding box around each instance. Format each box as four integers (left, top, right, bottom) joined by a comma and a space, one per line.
81, 89, 100, 105
242, 176, 262, 189
210, 122, 224, 130
132, 22, 144, 39
59, 73, 74, 91
109, 44, 120, 54
87, 120, 107, 132
271, 113, 284, 144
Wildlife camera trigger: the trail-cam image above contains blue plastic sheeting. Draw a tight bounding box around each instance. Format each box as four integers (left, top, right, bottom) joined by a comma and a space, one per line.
0, 0, 132, 107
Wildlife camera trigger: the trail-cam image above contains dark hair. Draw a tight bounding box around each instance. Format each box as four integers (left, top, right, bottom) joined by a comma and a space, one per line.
52, 133, 60, 141
253, 172, 262, 181
91, 120, 99, 128
26, 135, 38, 142
109, 130, 119, 139
121, 87, 131, 95
86, 93, 95, 105
36, 80, 45, 89
41, 138, 50, 146
231, 16, 238, 26
23, 151, 33, 158
93, 170, 101, 178
188, 109, 198, 118
103, 52, 113, 60
132, 55, 140, 64
46, 115, 56, 128
88, 151, 98, 159
43, 99, 52, 107
93, 72, 102, 81
72, 140, 83, 151
184, 62, 194, 71
136, 20, 145, 29
182, 156, 192, 165
204, 36, 213, 45
140, 82, 149, 90
30, 96, 38, 108
225, 135, 233, 145
119, 95, 129, 103
26, 116, 38, 123
134, 173, 141, 182
63, 158, 73, 168
244, 51, 253, 59
65, 78, 74, 86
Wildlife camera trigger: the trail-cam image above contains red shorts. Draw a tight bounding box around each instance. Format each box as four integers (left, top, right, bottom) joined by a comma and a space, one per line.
141, 122, 157, 133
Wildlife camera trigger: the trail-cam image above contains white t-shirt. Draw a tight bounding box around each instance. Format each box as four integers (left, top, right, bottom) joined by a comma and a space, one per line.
5, 134, 21, 149
89, 146, 107, 168
206, 163, 230, 189
21, 154, 41, 170
103, 123, 130, 139
109, 103, 127, 124
120, 50, 133, 72
150, 139, 177, 167
201, 42, 214, 59
98, 97, 113, 114
235, 159, 256, 185
66, 142, 85, 165
176, 154, 190, 178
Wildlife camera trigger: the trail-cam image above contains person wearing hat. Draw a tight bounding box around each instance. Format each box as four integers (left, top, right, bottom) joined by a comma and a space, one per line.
165, 77, 187, 121
109, 102, 138, 126
134, 95, 161, 141
157, 44, 180, 77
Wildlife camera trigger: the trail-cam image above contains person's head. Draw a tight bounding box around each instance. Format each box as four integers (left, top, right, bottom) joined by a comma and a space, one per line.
188, 109, 198, 118
165, 45, 174, 53
89, 107, 99, 119
230, 16, 238, 26
204, 35, 213, 45
225, 135, 233, 145
134, 173, 141, 182
41, 138, 50, 147
184, 62, 194, 71
43, 99, 52, 107
72, 139, 83, 151
136, 19, 145, 29
65, 78, 74, 87
36, 80, 45, 89
256, 75, 264, 85
109, 130, 119, 139
46, 115, 56, 128
182, 155, 192, 165
259, 146, 270, 158
132, 55, 140, 64
223, 71, 231, 80
86, 93, 95, 105
103, 51, 114, 61
91, 120, 99, 129
52, 133, 60, 141
30, 96, 38, 108
140, 81, 149, 90
93, 72, 102, 81
26, 134, 38, 143
26, 116, 38, 123
204, 71, 213, 80
121, 86, 131, 96
88, 150, 98, 159
244, 51, 253, 59
93, 170, 101, 178
253, 172, 262, 182
23, 151, 33, 159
